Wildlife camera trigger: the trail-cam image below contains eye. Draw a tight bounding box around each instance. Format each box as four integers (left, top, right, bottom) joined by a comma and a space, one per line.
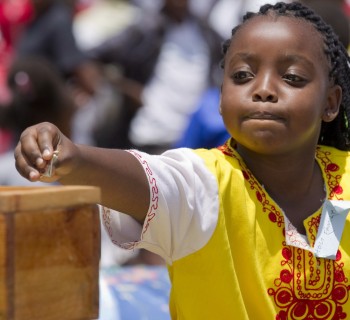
231, 70, 254, 84
283, 73, 307, 87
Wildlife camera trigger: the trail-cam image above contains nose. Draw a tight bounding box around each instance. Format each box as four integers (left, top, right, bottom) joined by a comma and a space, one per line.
252, 74, 278, 103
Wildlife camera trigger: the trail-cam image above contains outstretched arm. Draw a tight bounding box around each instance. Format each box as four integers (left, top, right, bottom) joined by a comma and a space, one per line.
14, 122, 150, 223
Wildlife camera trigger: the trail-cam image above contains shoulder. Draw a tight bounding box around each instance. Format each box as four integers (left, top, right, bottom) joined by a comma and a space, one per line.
193, 141, 241, 167
317, 145, 350, 160
317, 145, 350, 199
129, 148, 222, 199
316, 145, 350, 176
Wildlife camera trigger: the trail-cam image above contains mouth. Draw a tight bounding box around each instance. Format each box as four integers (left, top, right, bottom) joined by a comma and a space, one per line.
245, 111, 285, 122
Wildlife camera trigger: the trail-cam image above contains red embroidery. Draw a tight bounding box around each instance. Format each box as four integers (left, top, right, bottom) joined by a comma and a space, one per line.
268, 248, 349, 320
102, 206, 113, 238
285, 221, 310, 249
219, 141, 284, 228
127, 150, 159, 238
101, 206, 137, 249
100, 151, 159, 250
307, 215, 321, 247
219, 144, 350, 319
316, 148, 343, 200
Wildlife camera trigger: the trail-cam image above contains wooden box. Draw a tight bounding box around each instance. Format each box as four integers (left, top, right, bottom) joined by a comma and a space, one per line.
0, 186, 101, 320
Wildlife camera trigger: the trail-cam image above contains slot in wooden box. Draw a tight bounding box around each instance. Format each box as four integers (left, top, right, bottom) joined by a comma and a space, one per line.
0, 186, 101, 320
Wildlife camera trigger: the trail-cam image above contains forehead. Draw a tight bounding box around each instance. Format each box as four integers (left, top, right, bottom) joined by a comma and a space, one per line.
227, 15, 328, 69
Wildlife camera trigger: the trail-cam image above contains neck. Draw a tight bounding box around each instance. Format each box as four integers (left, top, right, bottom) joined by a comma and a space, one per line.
236, 144, 326, 234
236, 145, 320, 201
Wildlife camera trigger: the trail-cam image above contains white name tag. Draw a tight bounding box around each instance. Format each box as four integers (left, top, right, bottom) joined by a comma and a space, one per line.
313, 200, 350, 259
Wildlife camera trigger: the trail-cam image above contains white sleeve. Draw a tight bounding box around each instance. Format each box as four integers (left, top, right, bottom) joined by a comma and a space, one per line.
101, 148, 219, 265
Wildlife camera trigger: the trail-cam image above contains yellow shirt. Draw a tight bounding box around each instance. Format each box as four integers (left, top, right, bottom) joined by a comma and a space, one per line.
168, 143, 350, 319
103, 143, 350, 319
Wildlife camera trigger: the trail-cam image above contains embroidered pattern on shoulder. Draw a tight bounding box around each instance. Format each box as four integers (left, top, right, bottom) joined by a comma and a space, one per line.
316, 148, 343, 200
217, 140, 235, 157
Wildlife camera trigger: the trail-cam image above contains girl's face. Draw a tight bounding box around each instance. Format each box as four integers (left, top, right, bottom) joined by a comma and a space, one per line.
220, 15, 341, 156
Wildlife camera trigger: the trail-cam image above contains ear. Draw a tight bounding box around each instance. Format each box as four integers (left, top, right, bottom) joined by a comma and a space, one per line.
322, 84, 342, 122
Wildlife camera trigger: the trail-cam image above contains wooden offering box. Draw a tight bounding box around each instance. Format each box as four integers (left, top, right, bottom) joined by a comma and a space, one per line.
0, 186, 101, 320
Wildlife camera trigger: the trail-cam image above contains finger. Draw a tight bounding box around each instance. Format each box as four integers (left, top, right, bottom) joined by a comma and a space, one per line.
36, 123, 61, 161
14, 142, 41, 181
19, 127, 48, 170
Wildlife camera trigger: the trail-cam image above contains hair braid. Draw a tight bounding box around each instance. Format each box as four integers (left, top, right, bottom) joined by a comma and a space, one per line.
221, 1, 350, 150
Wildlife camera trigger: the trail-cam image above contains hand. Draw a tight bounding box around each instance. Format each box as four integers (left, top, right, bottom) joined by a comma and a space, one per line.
14, 122, 77, 183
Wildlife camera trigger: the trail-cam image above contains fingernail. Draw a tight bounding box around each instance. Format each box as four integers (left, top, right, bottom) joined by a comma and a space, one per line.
29, 171, 38, 180
43, 149, 50, 157
36, 157, 44, 166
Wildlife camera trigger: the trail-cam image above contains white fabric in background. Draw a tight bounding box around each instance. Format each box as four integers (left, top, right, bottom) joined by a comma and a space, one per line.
129, 20, 210, 146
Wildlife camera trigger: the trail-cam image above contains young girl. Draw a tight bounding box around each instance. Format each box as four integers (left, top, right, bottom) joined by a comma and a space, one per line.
14, 2, 350, 319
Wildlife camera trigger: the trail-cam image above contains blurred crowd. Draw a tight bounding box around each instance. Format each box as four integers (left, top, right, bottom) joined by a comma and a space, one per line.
0, 0, 348, 265
0, 0, 349, 260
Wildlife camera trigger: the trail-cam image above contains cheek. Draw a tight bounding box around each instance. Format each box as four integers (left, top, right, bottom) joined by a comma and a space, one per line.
220, 83, 251, 132
220, 85, 239, 116
220, 85, 247, 117
288, 99, 324, 138
220, 94, 236, 119
293, 93, 325, 121
219, 99, 240, 134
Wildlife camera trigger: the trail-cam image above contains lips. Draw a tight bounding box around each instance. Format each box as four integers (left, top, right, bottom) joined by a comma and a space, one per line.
245, 111, 285, 121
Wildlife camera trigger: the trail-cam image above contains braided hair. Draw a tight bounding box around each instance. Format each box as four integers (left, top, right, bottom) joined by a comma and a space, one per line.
221, 1, 350, 150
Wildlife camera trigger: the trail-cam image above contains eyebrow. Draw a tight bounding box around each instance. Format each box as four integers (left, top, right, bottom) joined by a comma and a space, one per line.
228, 52, 315, 69
228, 52, 255, 64
281, 54, 315, 68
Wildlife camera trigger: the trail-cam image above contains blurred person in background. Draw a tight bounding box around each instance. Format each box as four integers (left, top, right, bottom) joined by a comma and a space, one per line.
14, 0, 120, 146
88, 0, 223, 153
16, 0, 100, 98
0, 0, 33, 154
0, 0, 33, 105
0, 56, 75, 185
131, 0, 218, 19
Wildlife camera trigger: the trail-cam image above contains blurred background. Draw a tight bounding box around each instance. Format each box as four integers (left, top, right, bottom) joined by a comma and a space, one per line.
0, 0, 348, 319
